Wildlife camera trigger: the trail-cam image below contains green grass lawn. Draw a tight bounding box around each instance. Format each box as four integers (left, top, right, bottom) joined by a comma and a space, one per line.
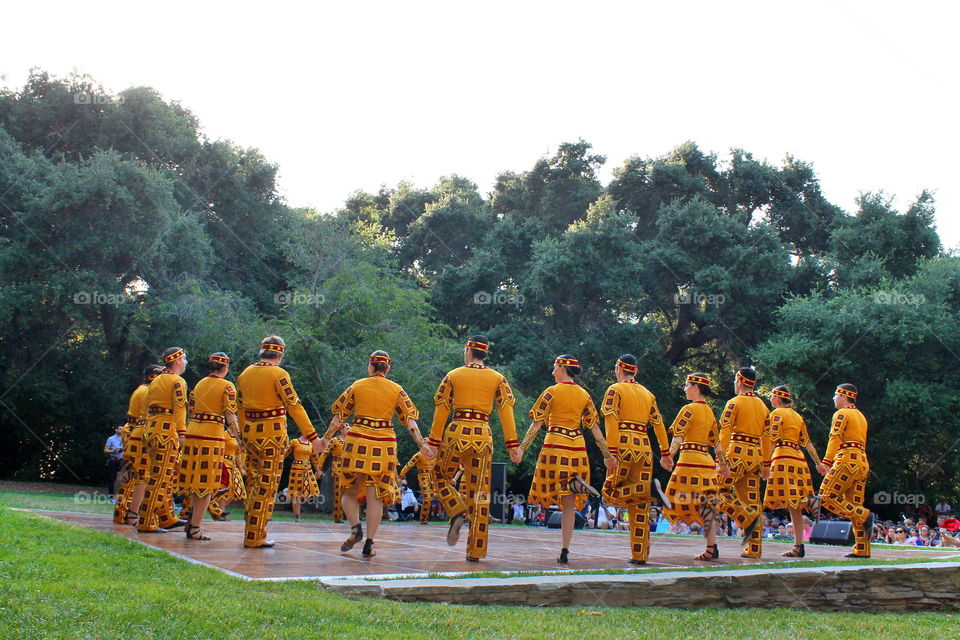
0, 506, 958, 639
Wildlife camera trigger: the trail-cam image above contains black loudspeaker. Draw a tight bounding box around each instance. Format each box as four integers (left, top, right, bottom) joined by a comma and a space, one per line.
546, 510, 586, 530
490, 462, 507, 522
810, 520, 855, 545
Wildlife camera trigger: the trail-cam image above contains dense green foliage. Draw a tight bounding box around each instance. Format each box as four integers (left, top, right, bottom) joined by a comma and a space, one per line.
0, 71, 954, 508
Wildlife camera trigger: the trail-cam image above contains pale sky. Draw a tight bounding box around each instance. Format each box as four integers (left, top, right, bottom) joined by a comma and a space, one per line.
3, 1, 958, 247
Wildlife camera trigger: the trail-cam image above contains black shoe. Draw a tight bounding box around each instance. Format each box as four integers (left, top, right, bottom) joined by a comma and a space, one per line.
844, 552, 870, 558
627, 558, 646, 565
694, 544, 719, 561
446, 514, 466, 546
341, 524, 363, 552
783, 544, 805, 558
557, 548, 569, 564
465, 555, 480, 563
362, 538, 375, 557
165, 519, 188, 530
741, 515, 760, 547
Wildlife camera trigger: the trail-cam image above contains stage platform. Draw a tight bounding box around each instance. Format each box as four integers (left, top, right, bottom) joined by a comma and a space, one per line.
30, 510, 952, 581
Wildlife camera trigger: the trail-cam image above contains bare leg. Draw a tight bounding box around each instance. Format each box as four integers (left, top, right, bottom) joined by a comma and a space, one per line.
190, 495, 212, 527
292, 497, 301, 517
342, 487, 361, 526
560, 494, 576, 550
365, 485, 383, 540
128, 483, 147, 515
789, 507, 804, 547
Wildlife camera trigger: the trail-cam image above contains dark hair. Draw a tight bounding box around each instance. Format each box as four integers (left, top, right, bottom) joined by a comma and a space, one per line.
617, 354, 638, 369
208, 352, 229, 374
260, 335, 285, 360
142, 364, 164, 384
467, 335, 489, 361
557, 354, 581, 377
772, 385, 793, 405
689, 372, 712, 397
370, 350, 390, 374
837, 382, 858, 401
737, 367, 757, 385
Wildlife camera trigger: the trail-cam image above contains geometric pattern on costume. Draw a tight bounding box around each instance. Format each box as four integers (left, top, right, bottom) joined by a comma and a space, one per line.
316, 436, 346, 521
330, 375, 420, 507
599, 381, 670, 562
114, 384, 150, 523
819, 407, 871, 556
763, 407, 815, 511
427, 363, 519, 560
716, 393, 770, 558
286, 438, 321, 499
663, 401, 720, 526
527, 383, 600, 512
209, 439, 247, 518
178, 377, 237, 498
399, 451, 436, 523
136, 372, 188, 532
237, 361, 318, 547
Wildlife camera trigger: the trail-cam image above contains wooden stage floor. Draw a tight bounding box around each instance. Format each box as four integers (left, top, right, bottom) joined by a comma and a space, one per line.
34, 510, 953, 580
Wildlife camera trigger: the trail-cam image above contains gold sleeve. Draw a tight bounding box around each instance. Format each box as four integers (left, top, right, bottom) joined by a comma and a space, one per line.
798, 416, 810, 447
395, 388, 420, 423
670, 406, 693, 440
223, 382, 238, 415
330, 384, 355, 422
649, 399, 669, 456
399, 453, 418, 479
496, 375, 517, 410
581, 399, 599, 430
718, 398, 737, 452
604, 414, 620, 455
528, 389, 553, 423
822, 410, 846, 466
173, 378, 188, 437
277, 373, 316, 440
433, 375, 453, 409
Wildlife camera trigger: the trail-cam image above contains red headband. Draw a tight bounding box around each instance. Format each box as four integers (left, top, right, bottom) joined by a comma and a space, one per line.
772, 388, 791, 400
555, 357, 580, 368
163, 348, 184, 364
686, 374, 711, 387
465, 340, 489, 353
617, 360, 638, 375
209, 354, 230, 366
736, 371, 756, 387
261, 343, 285, 354
836, 386, 858, 399
369, 354, 391, 365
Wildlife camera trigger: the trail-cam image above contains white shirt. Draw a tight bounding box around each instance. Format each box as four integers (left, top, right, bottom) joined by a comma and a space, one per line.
400, 487, 418, 509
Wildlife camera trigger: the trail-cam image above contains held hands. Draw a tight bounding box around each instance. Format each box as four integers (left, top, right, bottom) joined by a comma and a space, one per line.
816, 462, 829, 476
315, 437, 329, 454
761, 466, 770, 481
659, 455, 674, 472
716, 464, 731, 479
508, 447, 522, 464
604, 455, 618, 471
421, 443, 438, 460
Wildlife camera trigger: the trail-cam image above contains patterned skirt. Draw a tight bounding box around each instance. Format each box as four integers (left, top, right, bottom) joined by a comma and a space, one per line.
124, 426, 150, 482
663, 445, 718, 526
528, 428, 590, 510
341, 423, 400, 505
764, 443, 814, 510
287, 460, 320, 498
178, 422, 226, 497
